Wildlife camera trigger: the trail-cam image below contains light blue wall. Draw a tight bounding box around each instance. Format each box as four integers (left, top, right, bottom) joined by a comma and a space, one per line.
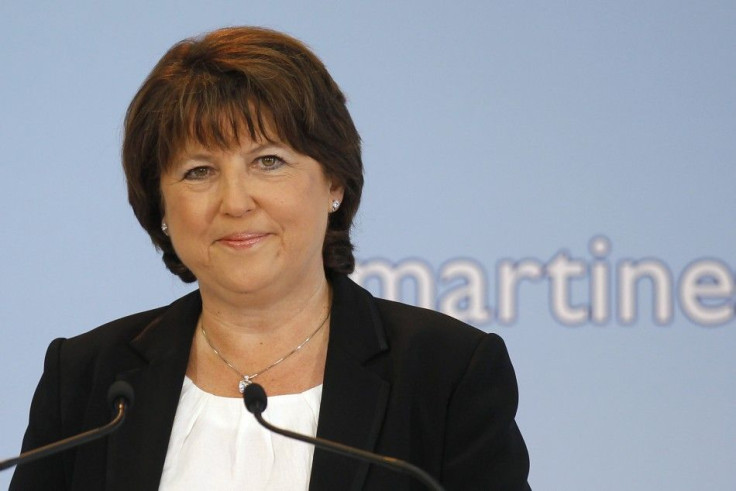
1, 2, 734, 489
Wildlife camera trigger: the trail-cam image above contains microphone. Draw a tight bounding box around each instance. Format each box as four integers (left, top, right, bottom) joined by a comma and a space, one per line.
0, 380, 135, 471
243, 383, 444, 491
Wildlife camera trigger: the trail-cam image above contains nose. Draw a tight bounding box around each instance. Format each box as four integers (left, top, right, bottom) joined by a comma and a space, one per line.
219, 172, 256, 217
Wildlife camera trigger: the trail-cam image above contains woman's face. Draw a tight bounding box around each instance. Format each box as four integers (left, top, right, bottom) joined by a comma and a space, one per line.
160, 133, 343, 301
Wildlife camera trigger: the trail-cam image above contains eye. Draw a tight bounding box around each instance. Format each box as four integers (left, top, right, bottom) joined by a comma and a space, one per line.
256, 155, 286, 170
183, 166, 215, 180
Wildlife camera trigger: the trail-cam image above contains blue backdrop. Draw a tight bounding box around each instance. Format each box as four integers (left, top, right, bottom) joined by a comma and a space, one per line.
1, 2, 734, 489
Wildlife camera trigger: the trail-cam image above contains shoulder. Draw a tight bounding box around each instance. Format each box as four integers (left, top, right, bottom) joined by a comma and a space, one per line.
56, 305, 168, 365
49, 290, 200, 378
369, 296, 511, 391
334, 274, 505, 369
374, 297, 487, 339
374, 296, 503, 357
33, 291, 199, 425
35, 306, 167, 412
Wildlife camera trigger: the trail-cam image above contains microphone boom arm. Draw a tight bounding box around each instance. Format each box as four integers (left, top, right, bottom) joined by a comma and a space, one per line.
0, 399, 127, 471
253, 410, 445, 491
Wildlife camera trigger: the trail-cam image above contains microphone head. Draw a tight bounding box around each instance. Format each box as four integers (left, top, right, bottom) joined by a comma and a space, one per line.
107, 380, 135, 409
243, 383, 268, 414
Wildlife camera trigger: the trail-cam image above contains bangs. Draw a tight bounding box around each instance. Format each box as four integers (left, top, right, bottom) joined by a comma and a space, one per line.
157, 72, 283, 169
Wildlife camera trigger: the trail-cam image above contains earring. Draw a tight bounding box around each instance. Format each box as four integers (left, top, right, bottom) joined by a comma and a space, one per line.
331, 200, 341, 212
161, 220, 169, 236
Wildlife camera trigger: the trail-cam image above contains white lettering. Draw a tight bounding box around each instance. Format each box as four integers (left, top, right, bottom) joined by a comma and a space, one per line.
497, 259, 543, 324
353, 239, 732, 328
352, 259, 435, 309
679, 260, 735, 325
618, 259, 673, 324
590, 236, 611, 324
547, 252, 587, 325
439, 259, 492, 324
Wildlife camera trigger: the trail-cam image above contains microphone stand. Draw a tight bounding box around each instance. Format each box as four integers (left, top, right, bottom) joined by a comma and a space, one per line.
245, 383, 444, 491
0, 381, 133, 471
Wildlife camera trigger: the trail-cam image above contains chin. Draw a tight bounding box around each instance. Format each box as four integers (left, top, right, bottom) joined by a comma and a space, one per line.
212, 268, 285, 296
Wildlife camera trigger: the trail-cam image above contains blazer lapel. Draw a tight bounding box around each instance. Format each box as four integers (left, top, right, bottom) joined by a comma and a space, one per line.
309, 276, 391, 491
104, 291, 201, 490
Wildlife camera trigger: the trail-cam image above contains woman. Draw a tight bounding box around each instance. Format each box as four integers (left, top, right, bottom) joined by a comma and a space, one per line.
11, 27, 530, 490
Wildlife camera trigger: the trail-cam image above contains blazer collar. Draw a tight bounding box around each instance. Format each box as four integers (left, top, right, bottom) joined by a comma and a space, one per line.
327, 274, 389, 362
309, 274, 391, 491
104, 290, 201, 491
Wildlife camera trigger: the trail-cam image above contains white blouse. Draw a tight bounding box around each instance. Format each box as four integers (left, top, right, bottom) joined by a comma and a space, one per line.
159, 377, 323, 491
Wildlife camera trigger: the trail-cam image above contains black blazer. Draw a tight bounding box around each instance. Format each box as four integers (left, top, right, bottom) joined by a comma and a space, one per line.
11, 275, 530, 490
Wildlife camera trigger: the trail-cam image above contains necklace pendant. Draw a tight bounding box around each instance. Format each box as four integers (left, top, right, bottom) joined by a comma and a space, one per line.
238, 376, 252, 394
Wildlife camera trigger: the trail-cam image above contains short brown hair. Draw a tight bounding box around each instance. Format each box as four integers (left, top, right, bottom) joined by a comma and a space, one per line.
123, 26, 363, 282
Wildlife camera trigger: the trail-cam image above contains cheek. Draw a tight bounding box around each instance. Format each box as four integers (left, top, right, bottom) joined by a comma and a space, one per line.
164, 193, 214, 238
276, 177, 329, 217
272, 194, 328, 245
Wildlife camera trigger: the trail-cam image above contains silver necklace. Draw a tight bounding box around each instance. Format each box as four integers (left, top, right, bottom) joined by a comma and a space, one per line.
200, 310, 330, 394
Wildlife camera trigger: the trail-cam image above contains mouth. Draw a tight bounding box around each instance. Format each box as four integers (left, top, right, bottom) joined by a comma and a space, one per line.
217, 232, 271, 249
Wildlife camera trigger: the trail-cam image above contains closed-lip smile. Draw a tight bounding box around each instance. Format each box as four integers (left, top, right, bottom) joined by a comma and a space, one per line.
217, 232, 270, 249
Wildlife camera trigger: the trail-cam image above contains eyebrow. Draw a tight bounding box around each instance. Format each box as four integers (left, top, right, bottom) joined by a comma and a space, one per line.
177, 142, 291, 162
247, 142, 290, 154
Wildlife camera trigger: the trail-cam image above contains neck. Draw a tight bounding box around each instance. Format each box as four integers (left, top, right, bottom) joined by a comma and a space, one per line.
198, 272, 331, 344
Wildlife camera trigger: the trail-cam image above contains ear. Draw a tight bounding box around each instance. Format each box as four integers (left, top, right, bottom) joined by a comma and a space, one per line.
330, 185, 344, 203
327, 177, 344, 203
